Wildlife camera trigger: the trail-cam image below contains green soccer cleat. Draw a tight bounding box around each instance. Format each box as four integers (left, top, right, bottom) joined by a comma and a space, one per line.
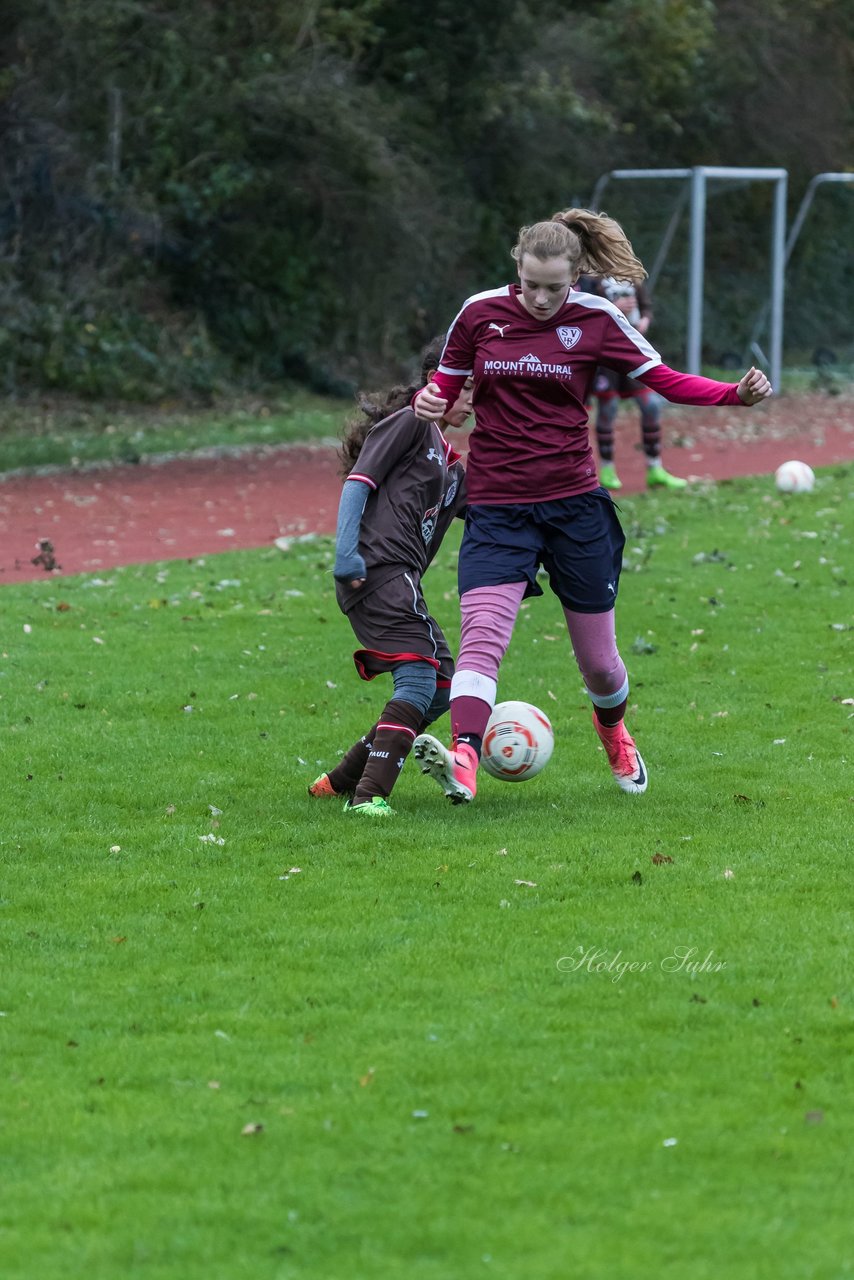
343, 796, 396, 817
646, 465, 688, 490
599, 463, 622, 490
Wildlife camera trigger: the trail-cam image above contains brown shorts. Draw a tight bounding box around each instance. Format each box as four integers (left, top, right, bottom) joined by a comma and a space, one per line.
344, 570, 454, 684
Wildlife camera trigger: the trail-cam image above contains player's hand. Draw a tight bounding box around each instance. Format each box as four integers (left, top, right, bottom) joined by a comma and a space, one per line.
414, 382, 448, 421
333, 551, 367, 588
737, 366, 773, 405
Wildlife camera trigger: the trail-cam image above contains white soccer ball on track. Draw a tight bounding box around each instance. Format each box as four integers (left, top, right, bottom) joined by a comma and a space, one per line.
481, 700, 554, 782
775, 460, 815, 493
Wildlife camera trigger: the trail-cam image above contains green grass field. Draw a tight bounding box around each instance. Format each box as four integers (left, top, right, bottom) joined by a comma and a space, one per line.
2, 468, 852, 1279
0, 388, 344, 474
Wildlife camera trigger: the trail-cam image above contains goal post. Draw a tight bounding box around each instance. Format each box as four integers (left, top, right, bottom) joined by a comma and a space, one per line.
590, 166, 788, 390
747, 172, 854, 359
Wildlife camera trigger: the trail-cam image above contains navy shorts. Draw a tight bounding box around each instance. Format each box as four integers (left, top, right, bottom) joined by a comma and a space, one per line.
458, 490, 625, 614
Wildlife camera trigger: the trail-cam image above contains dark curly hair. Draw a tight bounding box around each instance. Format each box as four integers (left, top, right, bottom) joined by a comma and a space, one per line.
339, 334, 447, 475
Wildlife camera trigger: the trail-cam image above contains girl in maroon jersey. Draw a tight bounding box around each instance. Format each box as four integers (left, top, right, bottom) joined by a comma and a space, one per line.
308, 337, 472, 817
411, 208, 771, 805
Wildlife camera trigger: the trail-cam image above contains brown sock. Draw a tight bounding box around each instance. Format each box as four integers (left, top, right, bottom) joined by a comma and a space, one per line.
352, 699, 424, 804
327, 723, 378, 794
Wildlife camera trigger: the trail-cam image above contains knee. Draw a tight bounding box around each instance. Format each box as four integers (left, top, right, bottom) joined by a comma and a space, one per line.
391, 661, 438, 717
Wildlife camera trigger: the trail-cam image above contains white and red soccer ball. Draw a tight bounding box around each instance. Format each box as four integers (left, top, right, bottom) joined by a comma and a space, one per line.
775, 460, 815, 493
481, 700, 554, 782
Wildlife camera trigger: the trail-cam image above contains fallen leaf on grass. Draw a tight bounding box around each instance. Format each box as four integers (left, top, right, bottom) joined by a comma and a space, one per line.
652, 853, 673, 865
804, 1111, 824, 1126
359, 1069, 375, 1088
631, 635, 657, 655
241, 1123, 264, 1136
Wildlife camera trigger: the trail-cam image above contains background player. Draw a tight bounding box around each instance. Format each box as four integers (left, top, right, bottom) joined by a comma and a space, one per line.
581, 275, 687, 491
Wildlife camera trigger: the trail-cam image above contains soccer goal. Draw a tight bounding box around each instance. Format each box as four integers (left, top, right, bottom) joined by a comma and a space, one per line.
590, 167, 788, 390
746, 172, 854, 365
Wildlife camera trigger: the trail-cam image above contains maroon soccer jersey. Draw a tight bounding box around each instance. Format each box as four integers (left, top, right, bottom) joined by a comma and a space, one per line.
435, 285, 662, 503
336, 407, 466, 612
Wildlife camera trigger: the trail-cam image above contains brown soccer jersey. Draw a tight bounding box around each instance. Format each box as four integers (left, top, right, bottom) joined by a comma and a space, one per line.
335, 407, 466, 614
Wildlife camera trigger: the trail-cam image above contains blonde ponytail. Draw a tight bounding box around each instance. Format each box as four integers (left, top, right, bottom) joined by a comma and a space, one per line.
551, 208, 647, 284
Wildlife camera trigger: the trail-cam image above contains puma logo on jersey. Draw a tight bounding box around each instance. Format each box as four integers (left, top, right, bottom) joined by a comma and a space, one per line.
488, 322, 510, 337
606, 581, 616, 595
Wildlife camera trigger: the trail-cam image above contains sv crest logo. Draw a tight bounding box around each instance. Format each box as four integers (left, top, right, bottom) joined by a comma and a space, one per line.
556, 326, 581, 350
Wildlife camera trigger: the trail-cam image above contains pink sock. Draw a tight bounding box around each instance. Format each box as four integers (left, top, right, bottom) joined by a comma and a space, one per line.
450, 582, 527, 739
562, 606, 629, 718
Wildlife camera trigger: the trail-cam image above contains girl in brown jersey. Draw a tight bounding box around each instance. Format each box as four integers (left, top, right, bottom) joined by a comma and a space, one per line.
410, 209, 771, 806
308, 337, 473, 817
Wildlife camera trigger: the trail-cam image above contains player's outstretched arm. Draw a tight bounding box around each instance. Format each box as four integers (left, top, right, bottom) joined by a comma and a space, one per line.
737, 366, 773, 405
638, 363, 772, 408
